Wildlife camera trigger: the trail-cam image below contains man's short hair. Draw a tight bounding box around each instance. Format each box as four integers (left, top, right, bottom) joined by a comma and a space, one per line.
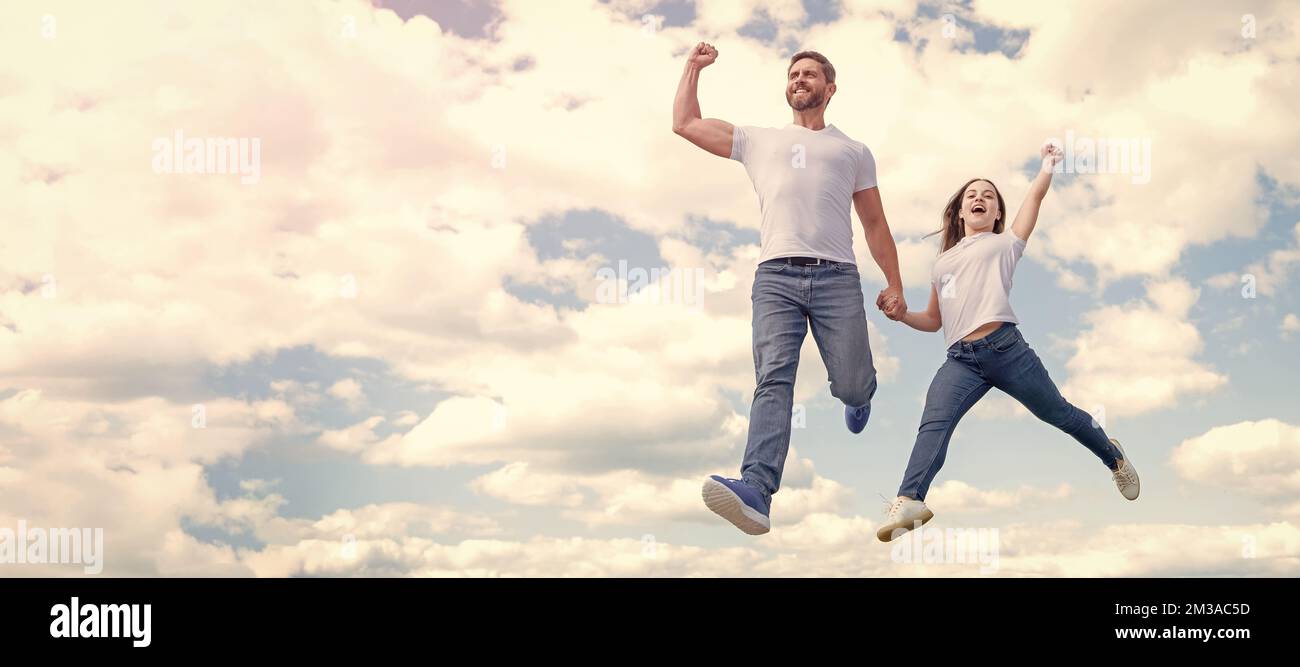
788, 50, 835, 84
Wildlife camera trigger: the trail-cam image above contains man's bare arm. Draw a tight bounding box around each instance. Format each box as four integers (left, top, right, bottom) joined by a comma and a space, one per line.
852, 186, 906, 318
672, 42, 734, 158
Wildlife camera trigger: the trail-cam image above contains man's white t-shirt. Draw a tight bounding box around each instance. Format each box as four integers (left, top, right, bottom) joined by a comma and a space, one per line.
931, 230, 1028, 348
730, 123, 877, 265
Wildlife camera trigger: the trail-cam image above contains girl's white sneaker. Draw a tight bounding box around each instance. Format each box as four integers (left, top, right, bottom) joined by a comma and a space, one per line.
876, 496, 934, 542
1110, 438, 1140, 500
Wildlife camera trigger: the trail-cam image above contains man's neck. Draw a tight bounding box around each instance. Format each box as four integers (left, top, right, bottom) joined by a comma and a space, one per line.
790, 109, 827, 130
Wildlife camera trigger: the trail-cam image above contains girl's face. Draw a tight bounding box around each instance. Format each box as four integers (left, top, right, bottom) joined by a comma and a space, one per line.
960, 180, 1000, 231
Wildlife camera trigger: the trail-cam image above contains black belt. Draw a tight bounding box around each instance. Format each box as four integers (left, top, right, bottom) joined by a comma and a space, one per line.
779, 256, 832, 266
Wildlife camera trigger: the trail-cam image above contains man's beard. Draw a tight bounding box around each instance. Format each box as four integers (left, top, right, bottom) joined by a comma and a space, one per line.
788, 89, 824, 111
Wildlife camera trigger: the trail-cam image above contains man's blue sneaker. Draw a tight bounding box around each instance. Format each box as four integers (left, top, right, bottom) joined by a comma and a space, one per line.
702, 475, 771, 535
845, 403, 871, 434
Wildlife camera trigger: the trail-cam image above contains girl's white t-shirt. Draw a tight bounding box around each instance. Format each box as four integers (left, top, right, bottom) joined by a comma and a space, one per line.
931, 230, 1027, 348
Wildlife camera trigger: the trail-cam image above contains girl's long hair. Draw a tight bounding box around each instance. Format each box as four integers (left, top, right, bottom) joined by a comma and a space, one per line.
924, 177, 1008, 254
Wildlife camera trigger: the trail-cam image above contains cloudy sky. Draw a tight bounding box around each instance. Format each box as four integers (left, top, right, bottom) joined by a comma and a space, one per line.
1, 0, 1297, 576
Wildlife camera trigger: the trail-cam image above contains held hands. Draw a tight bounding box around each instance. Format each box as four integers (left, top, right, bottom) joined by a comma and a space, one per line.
876, 286, 906, 321
689, 42, 718, 68
1040, 140, 1064, 173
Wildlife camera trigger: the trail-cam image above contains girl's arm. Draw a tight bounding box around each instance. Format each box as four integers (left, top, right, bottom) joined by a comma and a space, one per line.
1010, 141, 1064, 243
899, 284, 942, 333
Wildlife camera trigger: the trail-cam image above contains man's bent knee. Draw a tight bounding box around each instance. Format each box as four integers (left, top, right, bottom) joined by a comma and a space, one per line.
832, 373, 876, 408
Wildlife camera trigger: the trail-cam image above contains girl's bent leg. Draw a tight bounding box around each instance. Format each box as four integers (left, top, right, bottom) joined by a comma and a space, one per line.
896, 352, 992, 501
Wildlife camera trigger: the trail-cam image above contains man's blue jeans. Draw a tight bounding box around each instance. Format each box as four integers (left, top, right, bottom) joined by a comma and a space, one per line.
740, 258, 877, 506
897, 322, 1123, 501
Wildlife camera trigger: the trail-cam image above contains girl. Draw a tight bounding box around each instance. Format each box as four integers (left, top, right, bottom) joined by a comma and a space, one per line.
876, 142, 1139, 543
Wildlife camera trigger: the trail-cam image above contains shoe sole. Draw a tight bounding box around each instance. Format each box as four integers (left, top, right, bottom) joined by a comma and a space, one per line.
845, 407, 867, 434
876, 508, 935, 543
1111, 438, 1140, 500
702, 478, 771, 535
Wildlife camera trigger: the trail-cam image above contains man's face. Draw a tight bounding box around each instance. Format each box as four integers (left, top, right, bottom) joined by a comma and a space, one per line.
786, 58, 832, 111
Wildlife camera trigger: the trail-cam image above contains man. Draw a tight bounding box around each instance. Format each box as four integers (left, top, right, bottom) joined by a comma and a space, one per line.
672, 43, 905, 535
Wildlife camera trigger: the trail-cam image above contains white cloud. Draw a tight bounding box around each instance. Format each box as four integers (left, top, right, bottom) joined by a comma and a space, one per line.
468, 447, 850, 529
987, 520, 1299, 577
926, 480, 1072, 512
235, 515, 1300, 577
1060, 279, 1227, 416
326, 378, 365, 408
470, 462, 586, 508
263, 502, 503, 543
1282, 313, 1300, 336
1171, 419, 1300, 515
392, 410, 421, 426
317, 415, 395, 453
965, 1, 1299, 284
0, 0, 1294, 578
269, 379, 324, 407
0, 389, 298, 576
1209, 222, 1300, 298
967, 392, 1031, 420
